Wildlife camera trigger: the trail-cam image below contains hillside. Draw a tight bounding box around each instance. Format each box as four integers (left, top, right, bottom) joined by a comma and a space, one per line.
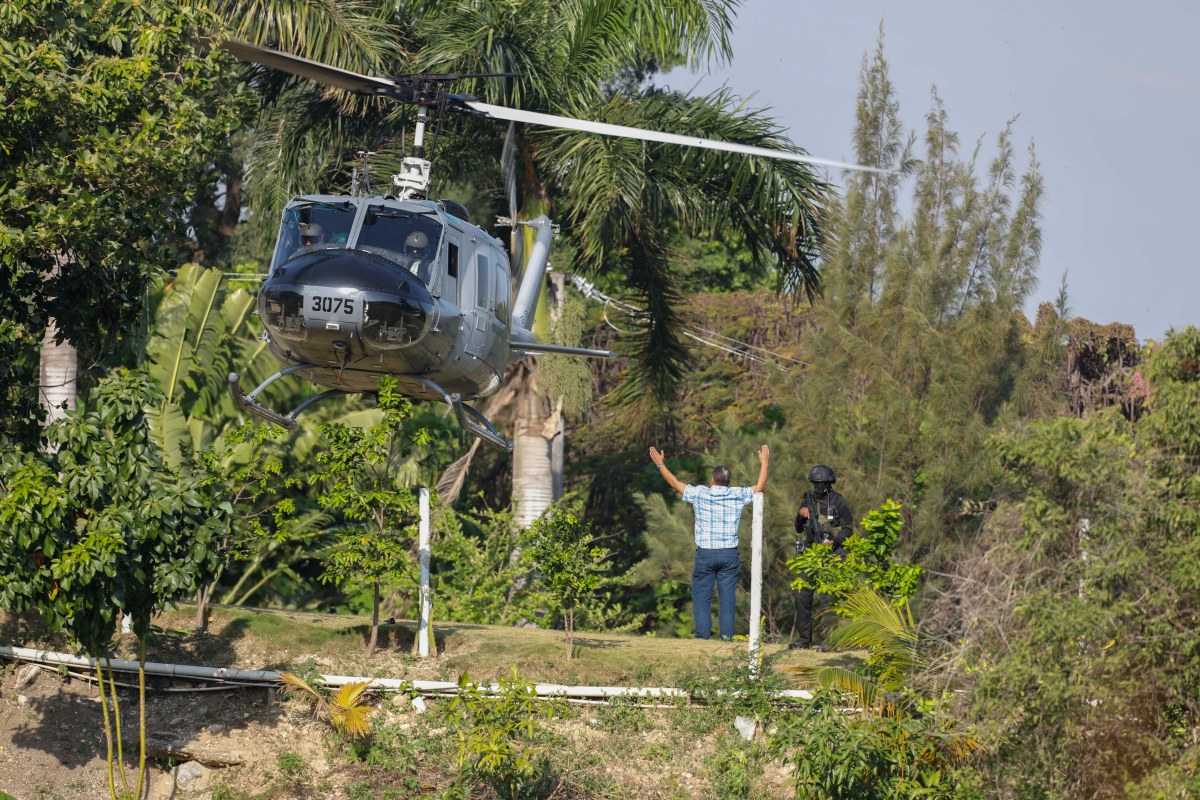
0, 606, 852, 800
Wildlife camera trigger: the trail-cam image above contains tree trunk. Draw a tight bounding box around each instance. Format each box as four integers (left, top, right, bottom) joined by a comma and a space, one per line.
195, 584, 211, 632
565, 608, 574, 660
511, 362, 559, 528
40, 256, 77, 453
512, 270, 569, 529
39, 316, 77, 430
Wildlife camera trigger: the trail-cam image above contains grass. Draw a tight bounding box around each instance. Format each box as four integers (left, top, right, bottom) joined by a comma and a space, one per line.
0, 606, 858, 799
139, 603, 855, 690
3, 604, 855, 692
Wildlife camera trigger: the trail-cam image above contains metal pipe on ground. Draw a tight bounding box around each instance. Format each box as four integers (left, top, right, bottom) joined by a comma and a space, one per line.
0, 645, 814, 701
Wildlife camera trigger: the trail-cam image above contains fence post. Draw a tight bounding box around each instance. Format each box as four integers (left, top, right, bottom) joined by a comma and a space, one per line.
748, 491, 764, 676
418, 487, 432, 658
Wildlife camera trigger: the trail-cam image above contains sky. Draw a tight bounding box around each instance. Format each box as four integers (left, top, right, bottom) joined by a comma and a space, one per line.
666, 0, 1200, 342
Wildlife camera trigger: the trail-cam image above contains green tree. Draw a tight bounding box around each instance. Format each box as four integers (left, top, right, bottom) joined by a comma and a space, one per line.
775, 32, 1046, 566
0, 0, 250, 448
521, 504, 637, 657
312, 377, 423, 657
449, 668, 561, 800
772, 692, 986, 800
0, 370, 224, 799
787, 499, 922, 608
430, 505, 553, 625
935, 328, 1200, 798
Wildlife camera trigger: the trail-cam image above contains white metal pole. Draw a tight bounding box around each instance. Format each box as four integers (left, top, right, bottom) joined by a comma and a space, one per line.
418, 487, 432, 658
748, 492, 764, 676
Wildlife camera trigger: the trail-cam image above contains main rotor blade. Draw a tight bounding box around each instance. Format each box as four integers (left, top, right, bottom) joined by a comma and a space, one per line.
465, 101, 889, 174
222, 39, 398, 95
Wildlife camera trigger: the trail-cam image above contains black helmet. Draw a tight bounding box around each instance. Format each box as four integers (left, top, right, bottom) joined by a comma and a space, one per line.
808, 465, 836, 484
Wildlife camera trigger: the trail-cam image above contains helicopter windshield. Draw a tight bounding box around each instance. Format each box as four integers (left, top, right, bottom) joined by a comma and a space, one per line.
356, 206, 443, 284
272, 202, 356, 269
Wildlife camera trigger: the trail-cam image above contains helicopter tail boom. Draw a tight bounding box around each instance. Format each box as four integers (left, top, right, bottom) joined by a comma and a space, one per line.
510, 341, 616, 359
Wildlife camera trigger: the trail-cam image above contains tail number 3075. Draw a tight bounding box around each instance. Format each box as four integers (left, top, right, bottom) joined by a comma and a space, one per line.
311, 295, 355, 315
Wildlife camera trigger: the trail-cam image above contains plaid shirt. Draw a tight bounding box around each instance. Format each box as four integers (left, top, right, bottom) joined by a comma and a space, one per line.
682, 484, 755, 549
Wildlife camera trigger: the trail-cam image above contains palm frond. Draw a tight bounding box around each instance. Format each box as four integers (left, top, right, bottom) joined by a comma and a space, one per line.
330, 681, 375, 738
277, 671, 328, 716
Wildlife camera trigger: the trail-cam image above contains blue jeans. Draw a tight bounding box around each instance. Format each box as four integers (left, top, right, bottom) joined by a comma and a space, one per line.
692, 547, 740, 639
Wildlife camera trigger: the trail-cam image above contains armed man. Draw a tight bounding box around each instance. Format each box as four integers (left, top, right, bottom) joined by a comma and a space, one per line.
789, 465, 854, 651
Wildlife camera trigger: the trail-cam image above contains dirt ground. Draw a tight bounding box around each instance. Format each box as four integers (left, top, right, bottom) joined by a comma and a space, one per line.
0, 608, 822, 799
0, 659, 332, 800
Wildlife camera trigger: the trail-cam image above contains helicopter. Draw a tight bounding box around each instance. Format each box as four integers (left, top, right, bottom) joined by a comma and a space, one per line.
222, 39, 882, 450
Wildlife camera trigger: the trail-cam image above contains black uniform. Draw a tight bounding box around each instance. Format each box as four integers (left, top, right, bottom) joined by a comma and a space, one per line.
793, 488, 854, 647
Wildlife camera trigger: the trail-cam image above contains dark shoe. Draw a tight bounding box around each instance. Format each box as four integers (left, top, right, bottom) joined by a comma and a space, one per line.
787, 642, 826, 652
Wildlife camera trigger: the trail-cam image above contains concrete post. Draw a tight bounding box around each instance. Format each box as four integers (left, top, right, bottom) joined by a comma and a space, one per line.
418, 487, 432, 658
748, 491, 764, 676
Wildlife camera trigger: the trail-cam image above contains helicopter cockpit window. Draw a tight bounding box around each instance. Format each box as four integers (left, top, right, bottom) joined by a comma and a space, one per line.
273, 203, 355, 269
357, 207, 443, 284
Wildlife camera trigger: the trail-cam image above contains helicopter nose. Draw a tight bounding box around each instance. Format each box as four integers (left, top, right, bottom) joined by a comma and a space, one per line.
259, 249, 434, 352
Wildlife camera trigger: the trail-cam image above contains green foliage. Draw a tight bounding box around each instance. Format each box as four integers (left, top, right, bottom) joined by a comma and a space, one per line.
537, 291, 594, 420
0, 0, 250, 447
0, 369, 223, 649
142, 263, 280, 465
770, 693, 986, 800
763, 31, 1050, 571
312, 377, 421, 656
429, 506, 552, 626
788, 499, 922, 607
709, 736, 767, 800
945, 328, 1200, 798
447, 668, 562, 800
522, 504, 643, 656
0, 368, 226, 799
275, 749, 307, 778
674, 654, 792, 722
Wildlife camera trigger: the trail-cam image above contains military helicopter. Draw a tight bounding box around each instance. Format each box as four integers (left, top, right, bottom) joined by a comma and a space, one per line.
222, 39, 881, 450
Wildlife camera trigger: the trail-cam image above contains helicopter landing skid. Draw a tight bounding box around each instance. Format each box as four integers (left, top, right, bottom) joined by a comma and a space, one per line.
407, 375, 513, 451
229, 366, 341, 430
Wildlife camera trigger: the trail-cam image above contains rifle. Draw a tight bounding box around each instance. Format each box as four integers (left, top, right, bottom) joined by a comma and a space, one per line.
795, 491, 819, 553
796, 491, 835, 553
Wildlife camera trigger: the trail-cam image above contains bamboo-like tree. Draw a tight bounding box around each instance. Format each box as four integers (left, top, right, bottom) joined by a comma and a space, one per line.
778, 31, 1047, 561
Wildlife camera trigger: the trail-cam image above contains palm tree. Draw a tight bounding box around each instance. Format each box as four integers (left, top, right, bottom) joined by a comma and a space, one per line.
794, 587, 920, 717
406, 0, 830, 525
213, 0, 831, 528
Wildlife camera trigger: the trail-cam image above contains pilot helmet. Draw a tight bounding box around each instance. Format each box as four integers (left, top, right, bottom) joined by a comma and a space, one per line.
299, 222, 324, 245
404, 230, 429, 259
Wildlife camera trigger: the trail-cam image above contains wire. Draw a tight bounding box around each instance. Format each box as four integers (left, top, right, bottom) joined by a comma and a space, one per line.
567, 273, 808, 371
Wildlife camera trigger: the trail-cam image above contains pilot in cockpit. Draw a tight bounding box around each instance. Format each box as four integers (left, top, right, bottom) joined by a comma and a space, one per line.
299, 222, 324, 248
403, 230, 430, 277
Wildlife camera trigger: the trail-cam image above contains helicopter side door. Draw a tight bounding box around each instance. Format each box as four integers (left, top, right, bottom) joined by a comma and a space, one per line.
486, 247, 512, 368
460, 237, 489, 362
462, 238, 493, 364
